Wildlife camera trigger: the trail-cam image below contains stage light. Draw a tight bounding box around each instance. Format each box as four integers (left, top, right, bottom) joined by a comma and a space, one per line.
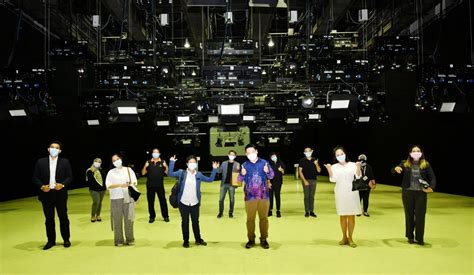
268, 37, 275, 48
110, 100, 140, 122
155, 115, 170, 126
262, 70, 267, 75
440, 102, 456, 112
176, 115, 190, 123
268, 136, 280, 144
358, 116, 370, 122
9, 109, 27, 117
218, 104, 243, 115
184, 38, 191, 49
301, 97, 314, 108
191, 70, 197, 76
330, 100, 350, 109
286, 116, 300, 124
307, 113, 321, 120
87, 119, 100, 126
243, 115, 255, 122
208, 115, 219, 123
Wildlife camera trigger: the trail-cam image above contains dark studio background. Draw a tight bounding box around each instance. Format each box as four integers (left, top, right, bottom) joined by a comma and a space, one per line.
1, 2, 473, 201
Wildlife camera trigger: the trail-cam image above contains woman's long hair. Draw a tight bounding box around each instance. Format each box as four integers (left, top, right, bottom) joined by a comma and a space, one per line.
403, 145, 429, 169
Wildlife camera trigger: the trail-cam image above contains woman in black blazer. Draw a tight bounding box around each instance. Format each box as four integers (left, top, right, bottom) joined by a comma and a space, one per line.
392, 145, 436, 246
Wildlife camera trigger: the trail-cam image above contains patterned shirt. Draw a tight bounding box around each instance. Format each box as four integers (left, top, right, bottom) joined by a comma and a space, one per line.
238, 158, 275, 201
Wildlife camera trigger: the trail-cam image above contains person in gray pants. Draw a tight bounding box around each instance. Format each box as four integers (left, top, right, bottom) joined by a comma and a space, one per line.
298, 147, 321, 217
216, 150, 241, 218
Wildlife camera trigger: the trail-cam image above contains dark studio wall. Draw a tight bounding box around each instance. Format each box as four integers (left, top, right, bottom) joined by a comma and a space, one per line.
1, 3, 473, 201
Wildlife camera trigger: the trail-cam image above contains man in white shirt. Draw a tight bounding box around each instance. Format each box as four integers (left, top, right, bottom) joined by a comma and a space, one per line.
33, 142, 73, 250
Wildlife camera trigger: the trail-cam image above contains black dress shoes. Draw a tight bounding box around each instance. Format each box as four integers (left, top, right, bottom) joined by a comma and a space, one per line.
164, 217, 170, 222
43, 242, 55, 250
64, 240, 71, 248
276, 211, 281, 218
310, 212, 317, 218
260, 239, 270, 249
149, 218, 155, 223
195, 239, 207, 246
183, 241, 190, 248
245, 240, 255, 249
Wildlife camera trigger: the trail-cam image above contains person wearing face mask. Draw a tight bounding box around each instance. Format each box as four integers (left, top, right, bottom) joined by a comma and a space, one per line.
86, 158, 107, 222
298, 147, 321, 218
105, 154, 138, 246
356, 154, 376, 217
142, 148, 169, 223
168, 155, 219, 248
268, 152, 285, 218
33, 142, 73, 250
392, 145, 436, 246
238, 144, 275, 249
324, 146, 362, 248
216, 150, 241, 218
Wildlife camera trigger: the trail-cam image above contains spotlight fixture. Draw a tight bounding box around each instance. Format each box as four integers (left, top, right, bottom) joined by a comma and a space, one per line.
176, 115, 190, 123
8, 109, 27, 117
268, 36, 275, 48
358, 116, 370, 122
439, 102, 456, 112
184, 38, 191, 49
87, 119, 100, 126
155, 115, 170, 126
301, 96, 314, 108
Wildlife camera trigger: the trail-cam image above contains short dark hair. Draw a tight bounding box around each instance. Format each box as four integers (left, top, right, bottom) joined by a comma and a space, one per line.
333, 146, 349, 163
152, 148, 160, 152
269, 152, 277, 158
245, 144, 257, 151
186, 155, 197, 162
228, 150, 237, 155
49, 141, 62, 149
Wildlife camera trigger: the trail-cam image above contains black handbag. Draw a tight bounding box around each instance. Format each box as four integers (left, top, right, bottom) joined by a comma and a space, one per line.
352, 177, 369, 191
126, 167, 141, 201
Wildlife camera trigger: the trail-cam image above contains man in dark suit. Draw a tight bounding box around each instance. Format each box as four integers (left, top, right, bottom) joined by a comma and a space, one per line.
32, 142, 73, 250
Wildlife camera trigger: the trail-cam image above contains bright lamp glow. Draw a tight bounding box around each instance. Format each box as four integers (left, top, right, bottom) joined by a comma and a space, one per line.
117, 107, 138, 114
218, 104, 243, 115
358, 116, 370, 122
440, 102, 456, 112
243, 115, 255, 121
177, 115, 190, 123
330, 100, 350, 109
308, 113, 321, 120
87, 119, 100, 126
286, 117, 300, 124
268, 37, 275, 47
9, 109, 27, 117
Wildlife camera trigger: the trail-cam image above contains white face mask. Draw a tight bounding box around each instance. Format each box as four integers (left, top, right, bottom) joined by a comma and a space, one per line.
271, 155, 277, 162
93, 162, 101, 168
336, 154, 346, 163
187, 162, 198, 170
113, 159, 123, 168
228, 155, 236, 161
304, 151, 313, 158
247, 152, 258, 161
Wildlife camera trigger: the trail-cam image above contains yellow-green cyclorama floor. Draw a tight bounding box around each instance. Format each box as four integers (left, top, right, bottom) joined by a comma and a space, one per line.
1, 175, 473, 274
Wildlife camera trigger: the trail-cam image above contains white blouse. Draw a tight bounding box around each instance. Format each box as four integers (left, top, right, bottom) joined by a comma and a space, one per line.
105, 167, 138, 200
180, 169, 199, 206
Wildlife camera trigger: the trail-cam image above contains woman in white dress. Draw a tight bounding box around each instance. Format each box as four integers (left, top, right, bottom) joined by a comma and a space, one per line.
324, 146, 362, 247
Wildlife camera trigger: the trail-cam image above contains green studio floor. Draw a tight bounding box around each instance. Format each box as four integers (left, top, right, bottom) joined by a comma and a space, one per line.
0, 175, 473, 275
